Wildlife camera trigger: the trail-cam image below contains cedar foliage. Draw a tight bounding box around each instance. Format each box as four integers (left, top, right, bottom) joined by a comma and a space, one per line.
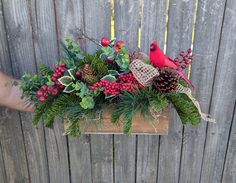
112, 90, 168, 134
168, 93, 201, 125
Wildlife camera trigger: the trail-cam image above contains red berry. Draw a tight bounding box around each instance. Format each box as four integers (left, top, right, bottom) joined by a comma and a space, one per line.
101, 37, 110, 47
41, 85, 48, 91
114, 46, 120, 53
184, 57, 189, 62
59, 85, 65, 89
187, 48, 192, 54
180, 51, 185, 57
47, 86, 54, 92
116, 40, 124, 48
105, 57, 114, 63
39, 96, 46, 103
189, 55, 193, 60
51, 77, 56, 82
174, 58, 179, 63
56, 81, 62, 87
181, 65, 186, 69
61, 63, 66, 67
53, 73, 59, 78
51, 88, 59, 96
76, 71, 82, 78
37, 90, 44, 97
44, 93, 49, 98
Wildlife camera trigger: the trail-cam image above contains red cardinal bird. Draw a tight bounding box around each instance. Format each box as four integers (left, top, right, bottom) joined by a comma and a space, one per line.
150, 40, 194, 89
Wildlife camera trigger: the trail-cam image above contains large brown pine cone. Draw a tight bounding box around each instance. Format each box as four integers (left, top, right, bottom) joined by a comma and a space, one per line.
153, 67, 179, 93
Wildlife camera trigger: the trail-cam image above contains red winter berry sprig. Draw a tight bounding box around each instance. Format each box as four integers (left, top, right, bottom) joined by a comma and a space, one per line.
37, 63, 67, 103
90, 73, 144, 95
173, 48, 193, 70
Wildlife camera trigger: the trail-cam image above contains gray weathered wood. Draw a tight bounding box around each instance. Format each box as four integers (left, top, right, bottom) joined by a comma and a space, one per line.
222, 104, 236, 183
91, 135, 113, 183
179, 0, 227, 182
55, 0, 92, 182
136, 1, 167, 182
136, 136, 159, 183
114, 135, 136, 183
68, 137, 92, 183
113, 1, 140, 182
114, 0, 139, 51
84, 0, 111, 53
200, 0, 236, 182
29, 0, 70, 182
158, 1, 196, 183
140, 0, 167, 53
0, 142, 7, 183
83, 1, 113, 182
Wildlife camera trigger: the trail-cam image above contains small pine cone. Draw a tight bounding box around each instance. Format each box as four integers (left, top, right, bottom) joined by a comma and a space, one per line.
82, 64, 95, 76
83, 75, 99, 85
153, 67, 179, 93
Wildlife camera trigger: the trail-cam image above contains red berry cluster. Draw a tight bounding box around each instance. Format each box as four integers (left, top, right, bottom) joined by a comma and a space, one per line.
101, 37, 124, 63
51, 63, 66, 82
37, 85, 59, 103
90, 73, 143, 95
173, 48, 193, 70
37, 63, 67, 103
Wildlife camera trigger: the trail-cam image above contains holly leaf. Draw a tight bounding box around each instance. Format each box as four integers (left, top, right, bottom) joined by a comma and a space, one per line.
68, 68, 77, 80
101, 74, 117, 82
58, 76, 73, 86
73, 81, 81, 91
108, 70, 120, 76
63, 83, 75, 93
105, 94, 116, 99
80, 96, 95, 109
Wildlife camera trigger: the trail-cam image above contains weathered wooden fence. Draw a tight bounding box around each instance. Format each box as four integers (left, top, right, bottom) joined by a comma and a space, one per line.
0, 0, 235, 182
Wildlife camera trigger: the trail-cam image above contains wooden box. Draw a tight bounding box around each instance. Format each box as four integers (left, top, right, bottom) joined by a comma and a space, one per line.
64, 108, 169, 135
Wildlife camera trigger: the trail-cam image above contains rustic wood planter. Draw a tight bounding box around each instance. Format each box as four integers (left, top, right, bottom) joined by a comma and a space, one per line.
64, 108, 169, 135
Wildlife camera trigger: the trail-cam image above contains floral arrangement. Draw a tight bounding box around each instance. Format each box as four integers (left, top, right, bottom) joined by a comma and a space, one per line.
19, 34, 214, 136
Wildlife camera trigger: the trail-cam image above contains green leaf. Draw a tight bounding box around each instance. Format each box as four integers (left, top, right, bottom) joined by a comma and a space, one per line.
63, 83, 75, 93
105, 94, 116, 99
80, 96, 95, 109
101, 74, 117, 82
68, 68, 77, 80
108, 70, 120, 76
58, 76, 73, 86
73, 82, 81, 91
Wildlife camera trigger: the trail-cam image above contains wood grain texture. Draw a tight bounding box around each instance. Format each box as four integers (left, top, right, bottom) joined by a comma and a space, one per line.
136, 1, 167, 182
158, 1, 196, 183
55, 1, 93, 182
113, 135, 135, 183
113, 1, 140, 182
0, 0, 35, 182
222, 104, 236, 183
114, 0, 139, 51
91, 135, 113, 183
84, 0, 111, 53
0, 141, 7, 183
55, 0, 85, 47
29, 1, 70, 182
140, 0, 167, 53
179, 0, 227, 182
200, 0, 236, 182
83, 1, 113, 182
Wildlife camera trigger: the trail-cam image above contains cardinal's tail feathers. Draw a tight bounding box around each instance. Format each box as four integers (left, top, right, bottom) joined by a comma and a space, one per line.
177, 70, 195, 90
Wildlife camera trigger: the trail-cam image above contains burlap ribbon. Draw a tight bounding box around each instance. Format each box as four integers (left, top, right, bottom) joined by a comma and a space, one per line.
129, 55, 215, 123
175, 84, 215, 123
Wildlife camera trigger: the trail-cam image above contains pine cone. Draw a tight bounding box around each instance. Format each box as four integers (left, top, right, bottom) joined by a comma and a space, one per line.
82, 64, 95, 76
153, 67, 179, 93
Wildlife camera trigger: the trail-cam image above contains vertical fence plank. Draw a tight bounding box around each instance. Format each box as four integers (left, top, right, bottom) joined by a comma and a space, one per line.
83, 1, 113, 183
222, 104, 236, 183
158, 1, 196, 183
0, 0, 38, 182
29, 0, 70, 182
136, 1, 167, 182
84, 0, 111, 53
114, 0, 139, 51
113, 1, 139, 182
55, 0, 93, 182
200, 0, 236, 182
140, 0, 167, 52
0, 142, 7, 183
179, 0, 227, 183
